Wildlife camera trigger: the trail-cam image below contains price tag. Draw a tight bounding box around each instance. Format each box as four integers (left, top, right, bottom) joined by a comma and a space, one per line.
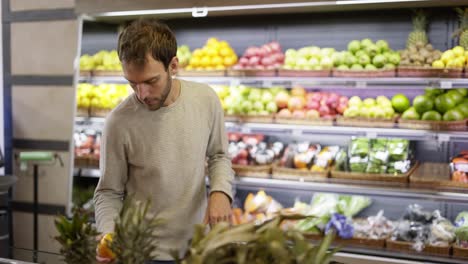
356, 81, 367, 88
438, 134, 450, 142
440, 81, 452, 89
292, 129, 303, 137
241, 127, 251, 134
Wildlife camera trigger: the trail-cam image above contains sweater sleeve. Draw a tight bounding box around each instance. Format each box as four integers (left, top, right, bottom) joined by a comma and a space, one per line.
93, 114, 128, 234
205, 88, 234, 201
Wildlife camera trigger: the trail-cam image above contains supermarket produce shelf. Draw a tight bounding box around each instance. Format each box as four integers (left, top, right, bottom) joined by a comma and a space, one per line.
334, 248, 467, 264
75, 117, 468, 141
234, 177, 468, 203
79, 75, 468, 89
74, 167, 468, 203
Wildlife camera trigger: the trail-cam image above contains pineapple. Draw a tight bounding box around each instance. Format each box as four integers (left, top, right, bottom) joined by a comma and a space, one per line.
54, 209, 99, 264
173, 214, 337, 264
407, 9, 428, 48
454, 8, 468, 49
111, 197, 163, 264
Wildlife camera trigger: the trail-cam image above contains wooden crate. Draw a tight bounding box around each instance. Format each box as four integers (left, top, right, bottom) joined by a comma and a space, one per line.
226, 69, 277, 77
79, 70, 93, 78
232, 164, 272, 178
335, 116, 397, 128
272, 165, 329, 181
330, 162, 418, 183
74, 156, 89, 168
277, 69, 331, 77
453, 245, 468, 259
177, 69, 226, 77
224, 115, 239, 122
76, 107, 89, 118
386, 240, 451, 257
332, 69, 396, 78
438, 68, 464, 78
398, 118, 467, 131
410, 162, 468, 189
335, 237, 386, 250
275, 116, 334, 126
90, 107, 110, 117
239, 114, 274, 124
397, 67, 443, 77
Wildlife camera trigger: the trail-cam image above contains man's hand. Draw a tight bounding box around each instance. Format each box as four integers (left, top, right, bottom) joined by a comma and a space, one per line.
204, 191, 232, 226
96, 234, 114, 263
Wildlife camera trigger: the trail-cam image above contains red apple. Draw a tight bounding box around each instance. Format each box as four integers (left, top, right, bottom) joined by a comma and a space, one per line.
238, 149, 248, 159
306, 99, 319, 110
339, 96, 349, 105
244, 47, 257, 58
261, 56, 273, 66
275, 92, 290, 109
310, 92, 322, 101
239, 57, 249, 66
249, 56, 260, 66
319, 104, 330, 116
326, 93, 340, 109
269, 41, 282, 53
336, 103, 347, 114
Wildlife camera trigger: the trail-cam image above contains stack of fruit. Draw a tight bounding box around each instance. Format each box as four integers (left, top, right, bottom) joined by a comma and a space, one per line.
186, 38, 237, 70
213, 85, 281, 116
74, 130, 101, 167
342, 95, 396, 120
282, 46, 335, 71
399, 10, 442, 69
79, 50, 122, 72
399, 88, 467, 122
432, 46, 467, 73
334, 39, 400, 72
77, 83, 130, 116
233, 41, 285, 70
275, 86, 348, 120
176, 45, 192, 68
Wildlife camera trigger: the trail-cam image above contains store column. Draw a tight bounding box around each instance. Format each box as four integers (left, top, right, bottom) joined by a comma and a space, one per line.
2, 0, 78, 258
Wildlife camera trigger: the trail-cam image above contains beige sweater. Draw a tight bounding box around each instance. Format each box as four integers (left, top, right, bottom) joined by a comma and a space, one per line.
93, 79, 234, 260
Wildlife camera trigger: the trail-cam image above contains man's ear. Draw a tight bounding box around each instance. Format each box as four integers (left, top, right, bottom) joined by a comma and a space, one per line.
170, 56, 179, 76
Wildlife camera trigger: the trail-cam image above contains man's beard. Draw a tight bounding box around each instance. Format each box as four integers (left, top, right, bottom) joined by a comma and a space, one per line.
147, 74, 172, 111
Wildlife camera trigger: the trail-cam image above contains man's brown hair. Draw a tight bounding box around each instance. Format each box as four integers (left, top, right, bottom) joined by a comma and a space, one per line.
117, 19, 177, 69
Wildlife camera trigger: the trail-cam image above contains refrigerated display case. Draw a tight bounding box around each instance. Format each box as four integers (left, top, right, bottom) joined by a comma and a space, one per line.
72, 2, 468, 263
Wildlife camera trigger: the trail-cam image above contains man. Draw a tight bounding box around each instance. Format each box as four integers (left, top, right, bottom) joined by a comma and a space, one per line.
93, 19, 234, 264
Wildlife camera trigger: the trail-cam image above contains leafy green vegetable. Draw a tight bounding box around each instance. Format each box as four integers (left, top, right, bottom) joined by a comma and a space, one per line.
307, 193, 338, 217
455, 226, 468, 242
337, 195, 372, 218
455, 211, 468, 227
295, 216, 330, 234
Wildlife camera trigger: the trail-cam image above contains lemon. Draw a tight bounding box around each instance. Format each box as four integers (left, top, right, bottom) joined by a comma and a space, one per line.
200, 57, 211, 68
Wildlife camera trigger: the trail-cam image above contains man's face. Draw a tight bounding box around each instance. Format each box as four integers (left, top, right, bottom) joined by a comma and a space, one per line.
123, 54, 175, 111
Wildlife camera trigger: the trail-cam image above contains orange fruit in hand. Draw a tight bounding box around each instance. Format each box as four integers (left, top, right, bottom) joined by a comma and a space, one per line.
97, 233, 116, 259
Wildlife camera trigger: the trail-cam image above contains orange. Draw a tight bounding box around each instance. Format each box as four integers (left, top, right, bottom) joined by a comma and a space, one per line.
97, 233, 116, 259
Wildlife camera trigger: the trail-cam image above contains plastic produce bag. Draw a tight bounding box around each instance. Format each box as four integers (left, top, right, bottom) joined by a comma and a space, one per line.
349, 137, 370, 158
334, 148, 348, 172
428, 216, 455, 247
311, 146, 340, 172
366, 138, 388, 174
387, 138, 409, 161
353, 210, 394, 240
392, 220, 430, 251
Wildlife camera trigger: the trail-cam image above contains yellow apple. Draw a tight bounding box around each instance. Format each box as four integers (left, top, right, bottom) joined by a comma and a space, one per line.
453, 46, 465, 57
432, 60, 445, 69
